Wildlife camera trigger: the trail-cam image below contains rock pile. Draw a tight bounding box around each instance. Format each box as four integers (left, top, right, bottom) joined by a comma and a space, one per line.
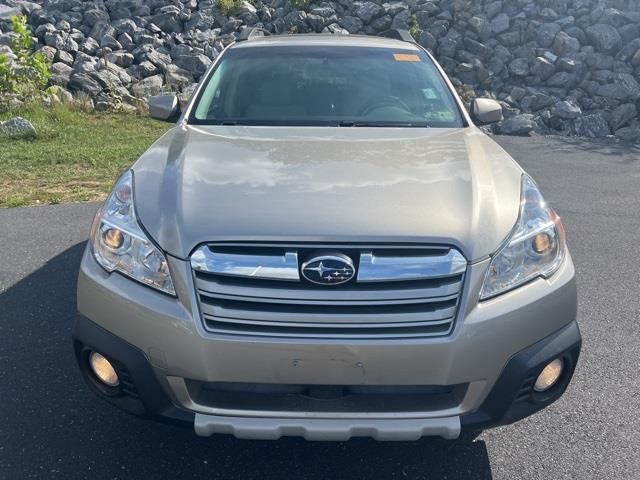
1, 0, 640, 139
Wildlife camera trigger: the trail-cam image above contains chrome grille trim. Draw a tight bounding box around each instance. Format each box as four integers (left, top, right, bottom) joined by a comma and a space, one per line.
357, 250, 467, 282
191, 247, 299, 281
191, 244, 467, 339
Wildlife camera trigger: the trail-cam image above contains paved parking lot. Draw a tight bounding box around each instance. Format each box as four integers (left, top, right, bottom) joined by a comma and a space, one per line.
1, 135, 639, 479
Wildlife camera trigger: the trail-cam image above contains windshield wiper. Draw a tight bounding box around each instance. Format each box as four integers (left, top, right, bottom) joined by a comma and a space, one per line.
337, 121, 430, 128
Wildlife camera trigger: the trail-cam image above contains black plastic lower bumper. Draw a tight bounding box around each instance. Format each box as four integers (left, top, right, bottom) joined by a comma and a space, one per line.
73, 314, 581, 434
461, 320, 581, 431
72, 315, 193, 425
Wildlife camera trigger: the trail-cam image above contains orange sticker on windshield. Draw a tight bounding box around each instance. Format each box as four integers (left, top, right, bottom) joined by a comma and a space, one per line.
394, 53, 421, 62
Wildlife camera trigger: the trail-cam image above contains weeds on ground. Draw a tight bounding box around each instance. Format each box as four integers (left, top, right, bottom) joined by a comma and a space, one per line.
0, 102, 169, 207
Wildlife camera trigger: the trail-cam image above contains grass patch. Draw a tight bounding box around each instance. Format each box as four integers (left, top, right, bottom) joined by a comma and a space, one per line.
0, 102, 169, 207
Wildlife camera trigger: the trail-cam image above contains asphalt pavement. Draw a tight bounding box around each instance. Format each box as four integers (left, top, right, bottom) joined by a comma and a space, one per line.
1, 135, 639, 479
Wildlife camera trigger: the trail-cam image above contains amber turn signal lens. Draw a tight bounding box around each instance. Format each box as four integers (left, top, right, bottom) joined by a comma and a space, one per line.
103, 228, 124, 249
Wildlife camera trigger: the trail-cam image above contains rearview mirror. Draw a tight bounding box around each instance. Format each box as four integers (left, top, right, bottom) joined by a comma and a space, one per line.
148, 95, 180, 122
470, 98, 503, 125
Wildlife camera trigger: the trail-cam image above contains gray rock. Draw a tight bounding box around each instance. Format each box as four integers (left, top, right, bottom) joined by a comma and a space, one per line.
69, 73, 102, 96
80, 37, 99, 55
490, 13, 509, 35
552, 31, 580, 56
165, 68, 192, 90
54, 49, 74, 65
105, 52, 134, 68
557, 58, 580, 73
356, 2, 385, 24
586, 23, 621, 54
338, 16, 363, 34
310, 6, 336, 18
551, 101, 582, 119
498, 114, 536, 136
527, 93, 554, 112
100, 34, 122, 50
137, 60, 160, 78
0, 5, 21, 20
613, 72, 640, 100
469, 16, 491, 40
173, 54, 212, 79
50, 62, 73, 86
463, 38, 491, 59
1, 117, 36, 138
614, 126, 640, 142
537, 23, 562, 48
508, 58, 529, 77
573, 114, 610, 138
131, 74, 164, 97
609, 103, 636, 131
146, 49, 172, 70
44, 31, 78, 53
370, 15, 392, 32
37, 45, 57, 63
89, 22, 116, 42
418, 30, 437, 51
113, 19, 138, 38
546, 72, 578, 88
391, 10, 411, 30
616, 38, 640, 63
531, 57, 555, 80
151, 13, 183, 33
601, 8, 627, 28
306, 14, 325, 32
83, 9, 110, 27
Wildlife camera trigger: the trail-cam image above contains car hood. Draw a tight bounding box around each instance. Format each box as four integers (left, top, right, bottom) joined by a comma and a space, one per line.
133, 125, 523, 261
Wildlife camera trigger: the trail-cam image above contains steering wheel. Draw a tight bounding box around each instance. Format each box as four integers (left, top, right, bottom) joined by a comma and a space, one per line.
359, 96, 412, 116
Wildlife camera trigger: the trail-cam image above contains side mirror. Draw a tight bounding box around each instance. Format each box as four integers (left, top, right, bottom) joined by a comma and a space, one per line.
148, 95, 180, 122
470, 98, 503, 125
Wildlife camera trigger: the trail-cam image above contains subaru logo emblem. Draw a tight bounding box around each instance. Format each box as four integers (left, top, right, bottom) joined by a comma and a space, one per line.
301, 254, 356, 285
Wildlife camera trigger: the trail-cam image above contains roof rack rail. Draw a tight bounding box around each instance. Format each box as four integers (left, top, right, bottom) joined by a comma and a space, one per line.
378, 29, 416, 43
236, 27, 271, 42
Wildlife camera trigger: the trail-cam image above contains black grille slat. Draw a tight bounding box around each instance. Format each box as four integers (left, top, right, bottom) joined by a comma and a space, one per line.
187, 380, 467, 413
202, 319, 453, 339
193, 243, 465, 339
195, 272, 464, 302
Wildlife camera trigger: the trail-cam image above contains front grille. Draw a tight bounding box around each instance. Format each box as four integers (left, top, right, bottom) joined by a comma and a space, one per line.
185, 380, 468, 413
192, 243, 467, 339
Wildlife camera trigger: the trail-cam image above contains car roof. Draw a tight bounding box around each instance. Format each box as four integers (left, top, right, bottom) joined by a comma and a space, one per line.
230, 33, 421, 51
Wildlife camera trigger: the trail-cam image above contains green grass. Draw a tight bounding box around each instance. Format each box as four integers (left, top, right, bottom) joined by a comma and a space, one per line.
0, 102, 169, 207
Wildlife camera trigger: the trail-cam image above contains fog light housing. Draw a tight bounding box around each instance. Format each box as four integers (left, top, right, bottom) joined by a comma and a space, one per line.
534, 358, 563, 392
89, 351, 119, 387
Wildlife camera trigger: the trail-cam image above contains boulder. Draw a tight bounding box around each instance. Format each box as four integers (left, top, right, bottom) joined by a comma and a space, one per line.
609, 103, 637, 131
1, 117, 37, 138
498, 114, 536, 136
68, 73, 102, 96
586, 23, 622, 54
614, 126, 640, 142
356, 2, 385, 24
173, 54, 212, 79
550, 101, 582, 119
573, 114, 610, 138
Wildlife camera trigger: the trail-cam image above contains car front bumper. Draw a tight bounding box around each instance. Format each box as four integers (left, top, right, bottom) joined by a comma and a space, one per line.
74, 245, 581, 440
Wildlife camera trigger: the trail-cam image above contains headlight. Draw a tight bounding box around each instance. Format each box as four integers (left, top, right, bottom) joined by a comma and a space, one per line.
90, 170, 175, 295
480, 174, 566, 300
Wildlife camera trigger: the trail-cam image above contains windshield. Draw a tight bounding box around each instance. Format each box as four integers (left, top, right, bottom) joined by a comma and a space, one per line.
190, 45, 464, 128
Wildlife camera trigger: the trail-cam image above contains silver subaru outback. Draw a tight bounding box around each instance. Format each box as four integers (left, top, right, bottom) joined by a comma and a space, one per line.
73, 29, 580, 441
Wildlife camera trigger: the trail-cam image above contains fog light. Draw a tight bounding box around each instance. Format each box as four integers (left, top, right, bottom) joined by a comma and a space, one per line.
534, 358, 563, 392
89, 351, 119, 387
